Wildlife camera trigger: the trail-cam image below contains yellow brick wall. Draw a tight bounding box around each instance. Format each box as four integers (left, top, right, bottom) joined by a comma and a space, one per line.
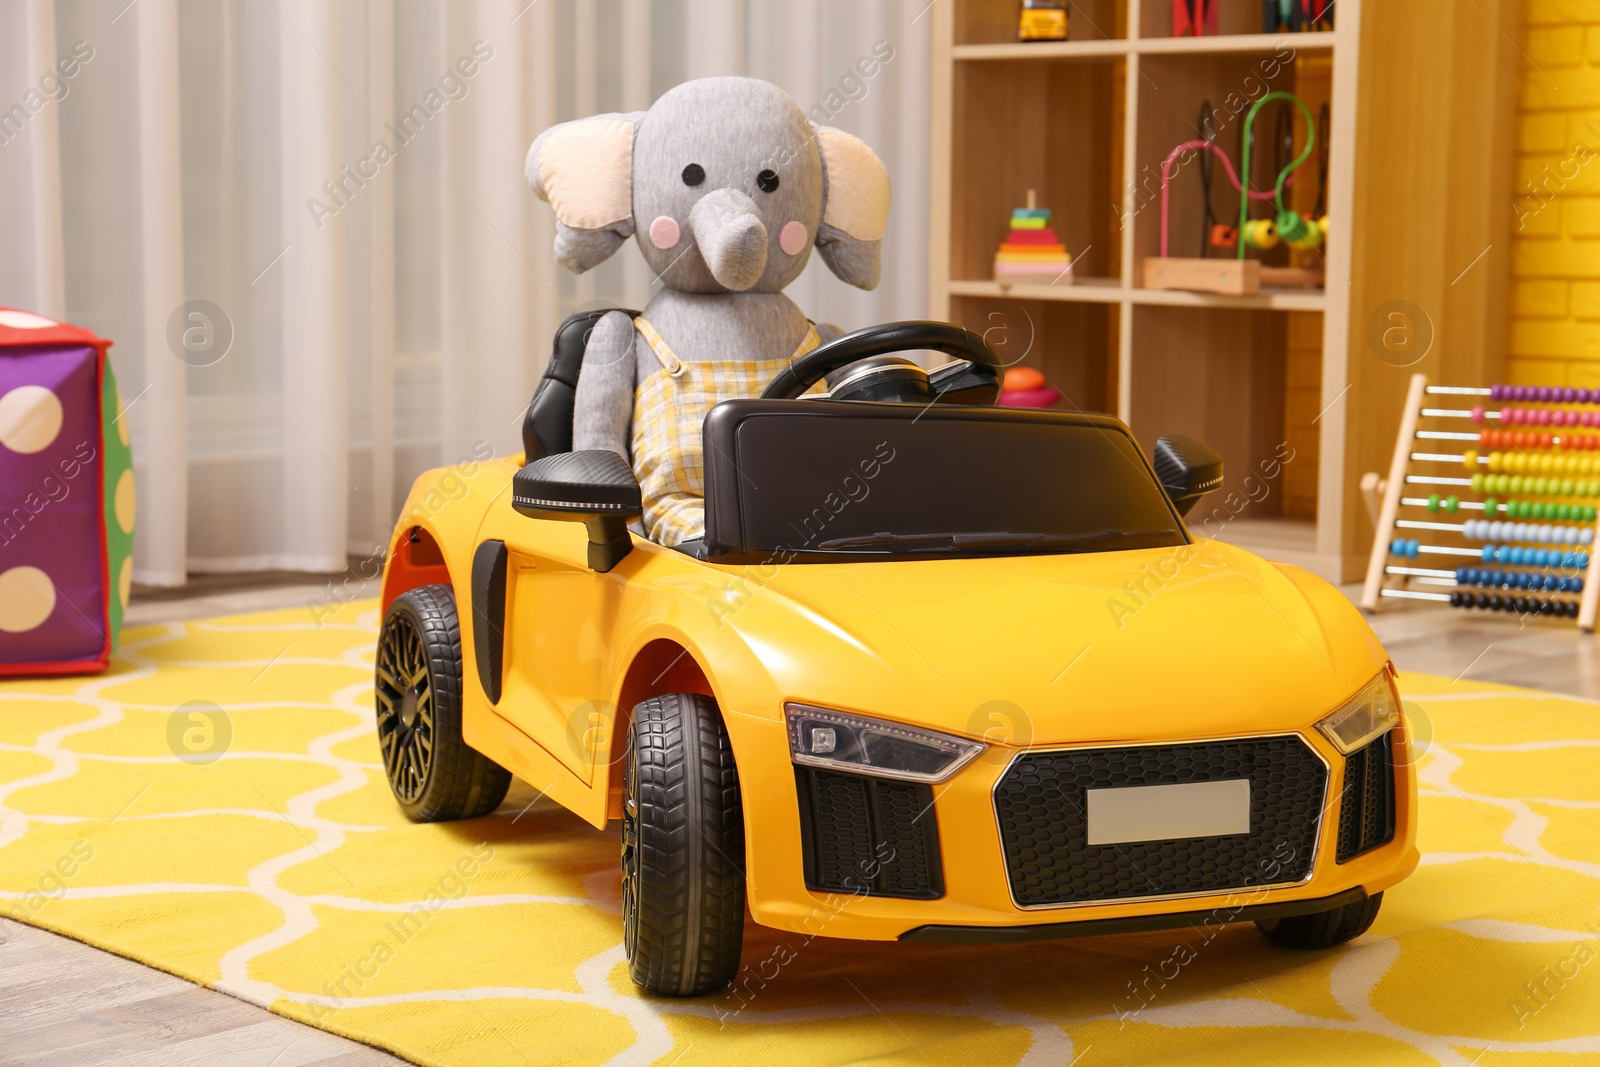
1509, 1, 1600, 387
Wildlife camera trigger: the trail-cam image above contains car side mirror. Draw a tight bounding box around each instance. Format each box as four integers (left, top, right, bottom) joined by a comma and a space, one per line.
1152, 434, 1223, 518
512, 450, 642, 572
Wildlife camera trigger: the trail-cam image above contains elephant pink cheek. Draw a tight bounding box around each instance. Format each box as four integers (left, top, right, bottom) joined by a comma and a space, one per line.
779, 221, 809, 256
649, 216, 680, 249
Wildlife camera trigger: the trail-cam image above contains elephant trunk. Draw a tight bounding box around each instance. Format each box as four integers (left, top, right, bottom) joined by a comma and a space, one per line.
689, 188, 768, 292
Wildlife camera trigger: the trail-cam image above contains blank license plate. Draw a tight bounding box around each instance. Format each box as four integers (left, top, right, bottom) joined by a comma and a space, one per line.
1085, 779, 1250, 845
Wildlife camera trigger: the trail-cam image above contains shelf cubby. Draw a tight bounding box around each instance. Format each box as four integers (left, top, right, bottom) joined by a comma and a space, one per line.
930, 0, 1518, 582
950, 56, 1122, 285
1130, 51, 1308, 269
1125, 305, 1297, 519
948, 296, 1118, 415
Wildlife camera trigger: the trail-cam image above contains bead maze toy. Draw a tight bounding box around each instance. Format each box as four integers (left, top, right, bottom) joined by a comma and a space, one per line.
993, 190, 1074, 286
1360, 373, 1600, 631
1143, 91, 1327, 296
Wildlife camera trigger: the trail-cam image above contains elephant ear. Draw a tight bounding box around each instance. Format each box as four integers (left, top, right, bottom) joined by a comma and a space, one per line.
814, 126, 891, 291
526, 112, 644, 274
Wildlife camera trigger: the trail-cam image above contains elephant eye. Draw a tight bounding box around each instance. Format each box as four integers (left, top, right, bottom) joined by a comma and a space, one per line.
682, 163, 705, 187
756, 169, 780, 193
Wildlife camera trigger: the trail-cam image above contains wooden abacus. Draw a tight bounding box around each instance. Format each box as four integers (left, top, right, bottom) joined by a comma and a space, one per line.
1360, 373, 1600, 632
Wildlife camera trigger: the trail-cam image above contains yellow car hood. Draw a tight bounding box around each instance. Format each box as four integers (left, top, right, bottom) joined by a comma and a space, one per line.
713, 537, 1388, 745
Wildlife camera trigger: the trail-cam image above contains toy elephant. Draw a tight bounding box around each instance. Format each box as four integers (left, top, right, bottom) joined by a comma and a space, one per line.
525, 76, 890, 548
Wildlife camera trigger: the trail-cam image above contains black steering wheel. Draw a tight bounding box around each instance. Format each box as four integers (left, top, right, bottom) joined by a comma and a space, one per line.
760, 321, 1004, 402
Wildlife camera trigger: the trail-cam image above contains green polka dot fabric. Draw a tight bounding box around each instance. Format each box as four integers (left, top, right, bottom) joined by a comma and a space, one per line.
102, 360, 134, 650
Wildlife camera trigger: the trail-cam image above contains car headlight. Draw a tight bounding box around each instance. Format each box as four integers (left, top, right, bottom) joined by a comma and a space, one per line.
784, 704, 985, 783
1315, 671, 1401, 754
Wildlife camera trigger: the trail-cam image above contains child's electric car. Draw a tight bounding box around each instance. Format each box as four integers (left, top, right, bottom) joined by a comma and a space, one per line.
374, 316, 1418, 996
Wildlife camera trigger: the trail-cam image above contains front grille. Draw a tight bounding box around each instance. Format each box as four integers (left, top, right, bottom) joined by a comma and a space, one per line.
993, 736, 1326, 907
795, 767, 943, 899
1336, 730, 1397, 862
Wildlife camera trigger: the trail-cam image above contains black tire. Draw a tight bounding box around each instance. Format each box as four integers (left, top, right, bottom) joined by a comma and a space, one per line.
1256, 891, 1383, 949
375, 584, 511, 822
622, 693, 746, 996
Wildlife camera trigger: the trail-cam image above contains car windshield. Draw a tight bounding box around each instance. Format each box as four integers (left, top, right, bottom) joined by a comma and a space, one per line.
702, 403, 1189, 562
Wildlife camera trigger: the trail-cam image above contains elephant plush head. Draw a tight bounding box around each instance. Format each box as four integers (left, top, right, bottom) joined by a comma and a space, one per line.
526, 77, 890, 293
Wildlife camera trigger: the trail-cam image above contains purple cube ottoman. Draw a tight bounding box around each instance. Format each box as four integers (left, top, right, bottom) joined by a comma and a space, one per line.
0, 307, 133, 676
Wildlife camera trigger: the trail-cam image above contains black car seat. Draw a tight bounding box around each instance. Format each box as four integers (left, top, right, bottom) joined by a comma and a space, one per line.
521, 308, 639, 461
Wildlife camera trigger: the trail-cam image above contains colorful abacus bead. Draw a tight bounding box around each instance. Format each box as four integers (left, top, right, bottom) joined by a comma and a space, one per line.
1462, 520, 1594, 545
1484, 479, 1597, 501
1453, 567, 1584, 593
1447, 589, 1580, 618
1480, 545, 1589, 568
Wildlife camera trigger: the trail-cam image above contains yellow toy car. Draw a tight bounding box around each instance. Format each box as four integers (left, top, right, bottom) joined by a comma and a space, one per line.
374, 317, 1418, 996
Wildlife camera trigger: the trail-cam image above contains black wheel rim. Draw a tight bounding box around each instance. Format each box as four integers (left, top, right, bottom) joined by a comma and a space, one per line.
375, 612, 433, 804
621, 730, 639, 959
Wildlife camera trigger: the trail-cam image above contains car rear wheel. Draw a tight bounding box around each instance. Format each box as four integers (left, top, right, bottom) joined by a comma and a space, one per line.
622, 692, 745, 996
1256, 891, 1383, 949
375, 584, 511, 822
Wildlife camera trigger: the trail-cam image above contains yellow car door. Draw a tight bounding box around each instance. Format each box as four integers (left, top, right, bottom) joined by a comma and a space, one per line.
481, 511, 616, 785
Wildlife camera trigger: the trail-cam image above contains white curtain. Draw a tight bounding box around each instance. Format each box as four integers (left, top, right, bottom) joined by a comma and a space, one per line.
0, 0, 931, 585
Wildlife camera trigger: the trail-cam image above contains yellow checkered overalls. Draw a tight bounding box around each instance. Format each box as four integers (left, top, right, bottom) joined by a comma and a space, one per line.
630, 316, 823, 546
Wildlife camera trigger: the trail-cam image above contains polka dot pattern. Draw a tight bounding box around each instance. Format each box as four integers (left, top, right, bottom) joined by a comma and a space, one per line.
0, 566, 57, 633
0, 309, 59, 329
1, 320, 124, 668
114, 469, 136, 534
101, 360, 136, 653
0, 385, 64, 454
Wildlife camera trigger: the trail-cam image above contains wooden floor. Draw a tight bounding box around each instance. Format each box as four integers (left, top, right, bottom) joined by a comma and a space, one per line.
0, 916, 403, 1066
1354, 587, 1600, 700
3, 570, 1597, 1066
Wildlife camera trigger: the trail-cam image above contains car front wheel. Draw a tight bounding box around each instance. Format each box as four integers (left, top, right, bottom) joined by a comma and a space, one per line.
375, 584, 511, 822
623, 692, 746, 996
1256, 891, 1383, 949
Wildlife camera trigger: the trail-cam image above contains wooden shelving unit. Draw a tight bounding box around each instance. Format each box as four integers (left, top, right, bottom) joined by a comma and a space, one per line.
928, 0, 1520, 582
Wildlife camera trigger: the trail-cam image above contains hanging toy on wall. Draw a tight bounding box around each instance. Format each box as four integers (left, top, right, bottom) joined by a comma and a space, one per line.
1143, 91, 1325, 296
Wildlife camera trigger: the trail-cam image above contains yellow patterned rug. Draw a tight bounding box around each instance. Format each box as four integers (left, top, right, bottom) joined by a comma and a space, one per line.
3, 599, 1600, 1066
